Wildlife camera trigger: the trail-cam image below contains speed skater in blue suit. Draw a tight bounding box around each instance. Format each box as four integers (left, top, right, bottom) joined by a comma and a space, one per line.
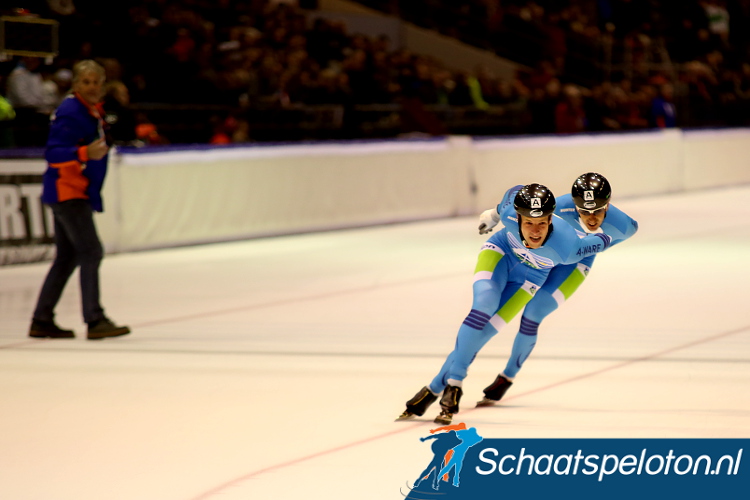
474, 172, 638, 407
396, 182, 615, 425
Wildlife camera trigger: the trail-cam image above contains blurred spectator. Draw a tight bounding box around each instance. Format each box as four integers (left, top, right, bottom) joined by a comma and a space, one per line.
682, 60, 720, 125
6, 57, 57, 114
103, 80, 138, 145
668, 17, 705, 63
306, 18, 347, 68
528, 77, 561, 134
431, 68, 455, 105
447, 70, 489, 109
6, 57, 57, 146
447, 71, 474, 106
209, 114, 251, 144
718, 64, 750, 125
0, 83, 16, 147
0, 92, 15, 122
475, 64, 497, 103
310, 68, 353, 105
399, 57, 439, 104
51, 69, 73, 103
343, 47, 379, 104
735, 63, 750, 100
40, 66, 63, 110
209, 115, 232, 144
554, 84, 586, 133
231, 117, 251, 142
540, 9, 568, 74
702, 0, 731, 48
135, 112, 169, 145
649, 82, 676, 128
527, 60, 558, 92
582, 82, 609, 132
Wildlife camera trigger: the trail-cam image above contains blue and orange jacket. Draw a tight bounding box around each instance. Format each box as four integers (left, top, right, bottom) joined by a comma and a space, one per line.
42, 93, 108, 212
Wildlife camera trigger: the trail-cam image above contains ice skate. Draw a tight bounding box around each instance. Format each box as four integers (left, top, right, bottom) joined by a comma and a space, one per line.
476, 374, 513, 407
396, 386, 438, 421
433, 385, 462, 425
476, 397, 499, 407
434, 410, 454, 425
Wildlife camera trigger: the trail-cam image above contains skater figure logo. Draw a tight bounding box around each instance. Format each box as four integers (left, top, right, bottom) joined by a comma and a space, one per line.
403, 423, 484, 499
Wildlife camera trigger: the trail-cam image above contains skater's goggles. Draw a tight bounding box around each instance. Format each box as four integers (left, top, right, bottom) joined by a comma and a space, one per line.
576, 205, 608, 216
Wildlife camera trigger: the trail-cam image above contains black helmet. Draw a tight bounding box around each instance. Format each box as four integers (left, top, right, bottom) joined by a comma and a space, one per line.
571, 172, 611, 211
514, 183, 556, 218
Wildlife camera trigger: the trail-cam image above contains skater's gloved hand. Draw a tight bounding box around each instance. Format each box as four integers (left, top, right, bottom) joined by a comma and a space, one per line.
478, 208, 500, 235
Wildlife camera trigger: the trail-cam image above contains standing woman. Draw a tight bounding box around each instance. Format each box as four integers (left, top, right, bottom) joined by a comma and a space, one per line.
29, 60, 130, 340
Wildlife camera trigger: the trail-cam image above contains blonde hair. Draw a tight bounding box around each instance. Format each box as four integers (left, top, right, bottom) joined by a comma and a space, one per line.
72, 60, 106, 84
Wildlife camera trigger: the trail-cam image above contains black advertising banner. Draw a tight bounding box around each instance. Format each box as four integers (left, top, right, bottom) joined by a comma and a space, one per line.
0, 159, 55, 265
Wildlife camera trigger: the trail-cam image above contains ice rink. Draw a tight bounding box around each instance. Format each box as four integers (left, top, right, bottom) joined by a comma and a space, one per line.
1, 185, 749, 500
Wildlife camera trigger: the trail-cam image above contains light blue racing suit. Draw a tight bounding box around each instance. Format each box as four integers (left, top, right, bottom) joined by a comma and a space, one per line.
500, 193, 639, 380
428, 187, 614, 394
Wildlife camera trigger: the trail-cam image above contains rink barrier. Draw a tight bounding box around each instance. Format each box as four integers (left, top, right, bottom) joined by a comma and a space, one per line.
1, 128, 749, 263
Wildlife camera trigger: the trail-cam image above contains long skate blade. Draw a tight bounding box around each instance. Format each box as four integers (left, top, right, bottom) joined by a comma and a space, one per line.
476, 398, 498, 407
395, 411, 416, 422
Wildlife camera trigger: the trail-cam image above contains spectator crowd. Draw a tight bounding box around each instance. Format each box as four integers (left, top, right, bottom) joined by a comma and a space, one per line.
1, 0, 749, 146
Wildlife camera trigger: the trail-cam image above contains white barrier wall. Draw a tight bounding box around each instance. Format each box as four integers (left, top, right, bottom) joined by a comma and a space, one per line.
2, 128, 750, 262
682, 129, 750, 190
99, 138, 476, 252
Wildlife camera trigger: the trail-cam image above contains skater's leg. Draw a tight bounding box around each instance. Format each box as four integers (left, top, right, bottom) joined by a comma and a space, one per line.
502, 262, 590, 378
502, 316, 539, 378
404, 241, 508, 422
429, 278, 503, 392
442, 278, 536, 383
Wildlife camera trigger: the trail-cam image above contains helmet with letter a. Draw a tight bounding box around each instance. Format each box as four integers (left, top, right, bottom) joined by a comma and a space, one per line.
514, 183, 556, 218
571, 172, 611, 211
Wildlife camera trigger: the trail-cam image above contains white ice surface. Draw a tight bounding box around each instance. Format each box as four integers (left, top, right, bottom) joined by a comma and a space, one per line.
0, 185, 748, 500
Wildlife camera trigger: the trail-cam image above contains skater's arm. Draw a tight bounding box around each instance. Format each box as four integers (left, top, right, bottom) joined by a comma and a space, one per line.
560, 232, 612, 264
478, 185, 524, 235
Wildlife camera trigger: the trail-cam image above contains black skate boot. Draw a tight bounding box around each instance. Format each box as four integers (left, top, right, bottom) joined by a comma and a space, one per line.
476, 374, 513, 407
396, 386, 438, 421
434, 385, 462, 425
